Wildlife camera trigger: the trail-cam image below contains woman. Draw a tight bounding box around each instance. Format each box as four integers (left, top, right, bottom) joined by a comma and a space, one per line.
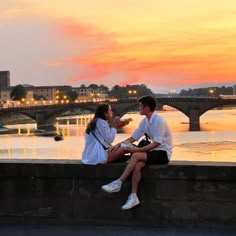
81, 103, 129, 165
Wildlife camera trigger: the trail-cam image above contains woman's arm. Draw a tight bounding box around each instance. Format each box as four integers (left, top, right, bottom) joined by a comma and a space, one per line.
96, 119, 117, 144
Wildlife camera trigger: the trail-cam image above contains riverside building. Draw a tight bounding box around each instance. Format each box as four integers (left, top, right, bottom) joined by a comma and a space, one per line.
0, 71, 10, 89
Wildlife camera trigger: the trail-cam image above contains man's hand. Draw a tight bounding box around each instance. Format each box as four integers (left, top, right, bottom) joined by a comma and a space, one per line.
124, 147, 139, 153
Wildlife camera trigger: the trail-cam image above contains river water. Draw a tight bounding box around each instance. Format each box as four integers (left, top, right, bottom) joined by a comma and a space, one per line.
1, 109, 236, 163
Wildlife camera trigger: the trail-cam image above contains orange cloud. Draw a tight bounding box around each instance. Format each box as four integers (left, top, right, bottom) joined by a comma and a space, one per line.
54, 19, 236, 88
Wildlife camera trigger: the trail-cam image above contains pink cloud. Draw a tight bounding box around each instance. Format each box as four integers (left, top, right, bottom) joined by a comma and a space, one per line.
57, 21, 116, 40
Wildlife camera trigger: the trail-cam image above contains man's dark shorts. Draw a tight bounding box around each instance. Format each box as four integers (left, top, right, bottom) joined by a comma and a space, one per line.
146, 150, 169, 164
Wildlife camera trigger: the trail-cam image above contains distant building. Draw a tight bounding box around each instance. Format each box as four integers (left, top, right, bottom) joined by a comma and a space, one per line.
0, 88, 11, 102
0, 87, 14, 108
25, 85, 72, 103
233, 85, 236, 95
27, 86, 57, 101
73, 87, 108, 102
0, 71, 10, 88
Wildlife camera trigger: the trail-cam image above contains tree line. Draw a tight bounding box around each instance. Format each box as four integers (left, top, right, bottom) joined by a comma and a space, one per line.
9, 84, 154, 102
9, 84, 235, 102
179, 86, 234, 97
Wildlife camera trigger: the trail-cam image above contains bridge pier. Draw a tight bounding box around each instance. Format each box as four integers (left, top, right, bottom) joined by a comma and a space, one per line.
189, 110, 200, 131
36, 111, 54, 130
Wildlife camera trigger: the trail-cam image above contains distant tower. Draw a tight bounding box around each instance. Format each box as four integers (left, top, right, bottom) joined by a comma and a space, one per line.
233, 84, 236, 95
0, 71, 10, 88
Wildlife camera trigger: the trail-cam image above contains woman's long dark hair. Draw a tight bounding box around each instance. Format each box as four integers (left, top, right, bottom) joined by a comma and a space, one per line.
85, 103, 110, 134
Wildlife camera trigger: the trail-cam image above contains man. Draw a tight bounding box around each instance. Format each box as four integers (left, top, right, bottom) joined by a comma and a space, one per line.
101, 95, 173, 210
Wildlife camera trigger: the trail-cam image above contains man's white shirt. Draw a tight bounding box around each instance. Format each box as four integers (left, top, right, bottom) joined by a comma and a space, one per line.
132, 113, 173, 160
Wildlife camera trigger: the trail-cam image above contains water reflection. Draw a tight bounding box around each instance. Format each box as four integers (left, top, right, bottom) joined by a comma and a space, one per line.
5, 109, 236, 135
1, 109, 236, 162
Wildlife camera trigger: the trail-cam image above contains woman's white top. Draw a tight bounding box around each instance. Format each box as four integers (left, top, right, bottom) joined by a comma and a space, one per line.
81, 118, 117, 165
132, 113, 173, 160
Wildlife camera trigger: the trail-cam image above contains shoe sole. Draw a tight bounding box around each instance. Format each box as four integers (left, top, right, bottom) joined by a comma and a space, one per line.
121, 201, 140, 210
101, 186, 120, 193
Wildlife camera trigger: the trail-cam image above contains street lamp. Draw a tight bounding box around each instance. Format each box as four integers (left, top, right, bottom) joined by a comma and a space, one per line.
209, 88, 215, 98
21, 98, 25, 106
170, 89, 176, 97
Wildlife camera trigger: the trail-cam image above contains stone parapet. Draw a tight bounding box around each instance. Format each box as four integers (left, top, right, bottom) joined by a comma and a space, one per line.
0, 160, 235, 226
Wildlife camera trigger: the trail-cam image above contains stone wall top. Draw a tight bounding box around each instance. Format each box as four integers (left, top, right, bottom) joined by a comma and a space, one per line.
0, 160, 235, 181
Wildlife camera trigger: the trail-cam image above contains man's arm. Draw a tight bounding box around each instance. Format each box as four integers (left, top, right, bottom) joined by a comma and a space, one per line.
122, 136, 136, 144
126, 141, 160, 153
109, 136, 136, 152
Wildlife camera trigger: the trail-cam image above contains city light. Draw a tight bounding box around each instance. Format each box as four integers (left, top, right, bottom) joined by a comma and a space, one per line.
128, 90, 137, 99
209, 88, 215, 98
169, 89, 177, 97
128, 90, 137, 95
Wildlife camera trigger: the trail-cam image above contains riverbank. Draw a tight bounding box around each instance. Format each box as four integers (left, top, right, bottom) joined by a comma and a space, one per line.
0, 127, 20, 135
0, 126, 59, 137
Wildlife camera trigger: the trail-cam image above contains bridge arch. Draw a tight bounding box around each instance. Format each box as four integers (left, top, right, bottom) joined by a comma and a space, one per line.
42, 102, 139, 129
42, 106, 96, 128
0, 110, 36, 126
0, 101, 138, 130
157, 97, 236, 131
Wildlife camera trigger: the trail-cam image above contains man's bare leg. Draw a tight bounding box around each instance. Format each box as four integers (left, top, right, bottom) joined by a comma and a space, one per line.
119, 152, 147, 182
131, 161, 146, 193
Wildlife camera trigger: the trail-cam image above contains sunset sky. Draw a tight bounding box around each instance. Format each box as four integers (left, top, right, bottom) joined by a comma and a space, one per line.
1, 0, 236, 93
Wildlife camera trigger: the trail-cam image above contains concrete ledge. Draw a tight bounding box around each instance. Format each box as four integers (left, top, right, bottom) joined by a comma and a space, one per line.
0, 160, 236, 226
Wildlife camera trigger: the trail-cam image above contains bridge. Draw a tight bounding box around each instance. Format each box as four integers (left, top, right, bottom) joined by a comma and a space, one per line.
157, 97, 236, 131
0, 97, 236, 131
0, 100, 138, 130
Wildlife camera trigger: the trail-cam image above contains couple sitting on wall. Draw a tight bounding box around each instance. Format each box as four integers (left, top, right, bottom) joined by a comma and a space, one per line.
81, 95, 173, 210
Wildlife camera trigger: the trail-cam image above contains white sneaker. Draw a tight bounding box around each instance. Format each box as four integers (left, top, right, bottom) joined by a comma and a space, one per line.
101, 179, 122, 193
121, 193, 140, 210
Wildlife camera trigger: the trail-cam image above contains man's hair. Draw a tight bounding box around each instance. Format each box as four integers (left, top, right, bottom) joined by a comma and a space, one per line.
138, 95, 156, 111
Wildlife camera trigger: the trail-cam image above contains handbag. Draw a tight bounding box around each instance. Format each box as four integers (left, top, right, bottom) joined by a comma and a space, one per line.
137, 133, 151, 147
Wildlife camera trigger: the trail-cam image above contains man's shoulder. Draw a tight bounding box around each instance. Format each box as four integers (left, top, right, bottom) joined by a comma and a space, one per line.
151, 113, 166, 123
139, 116, 148, 124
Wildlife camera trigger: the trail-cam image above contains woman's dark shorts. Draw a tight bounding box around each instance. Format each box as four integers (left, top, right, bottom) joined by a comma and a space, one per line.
146, 150, 169, 164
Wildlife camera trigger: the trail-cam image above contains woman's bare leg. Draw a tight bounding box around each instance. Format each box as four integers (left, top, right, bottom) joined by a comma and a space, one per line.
106, 147, 127, 163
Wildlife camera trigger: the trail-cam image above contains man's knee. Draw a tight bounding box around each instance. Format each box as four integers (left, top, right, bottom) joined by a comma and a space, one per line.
131, 152, 143, 160
133, 162, 145, 173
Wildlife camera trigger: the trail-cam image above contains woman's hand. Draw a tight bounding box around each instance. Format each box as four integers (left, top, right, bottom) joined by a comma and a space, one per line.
119, 118, 133, 128
109, 143, 121, 152
111, 116, 122, 129
111, 117, 133, 129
